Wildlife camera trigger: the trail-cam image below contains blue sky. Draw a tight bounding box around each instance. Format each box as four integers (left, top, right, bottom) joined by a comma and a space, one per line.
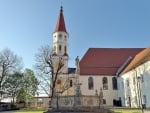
0, 0, 150, 69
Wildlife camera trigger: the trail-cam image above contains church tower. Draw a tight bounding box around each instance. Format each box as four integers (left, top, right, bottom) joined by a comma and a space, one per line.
52, 6, 69, 74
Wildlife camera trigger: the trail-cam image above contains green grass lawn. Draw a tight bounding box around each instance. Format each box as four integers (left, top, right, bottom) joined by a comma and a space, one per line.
15, 112, 44, 113
15, 110, 140, 113
15, 110, 45, 113
14, 108, 147, 113
113, 109, 141, 113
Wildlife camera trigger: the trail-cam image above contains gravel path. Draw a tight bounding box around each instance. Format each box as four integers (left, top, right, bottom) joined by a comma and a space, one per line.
144, 110, 150, 113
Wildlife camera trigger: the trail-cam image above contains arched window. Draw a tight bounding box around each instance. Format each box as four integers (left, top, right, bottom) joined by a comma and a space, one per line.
88, 77, 94, 90
103, 77, 108, 90
70, 80, 73, 87
59, 45, 61, 51
112, 77, 117, 90
64, 35, 67, 41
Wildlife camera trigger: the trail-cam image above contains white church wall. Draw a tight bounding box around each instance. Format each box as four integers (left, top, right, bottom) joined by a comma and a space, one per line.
79, 75, 118, 106
119, 71, 139, 107
119, 61, 150, 108
117, 77, 125, 106
140, 61, 150, 108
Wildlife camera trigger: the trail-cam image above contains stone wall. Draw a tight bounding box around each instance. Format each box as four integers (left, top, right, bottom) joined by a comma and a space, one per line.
52, 95, 102, 109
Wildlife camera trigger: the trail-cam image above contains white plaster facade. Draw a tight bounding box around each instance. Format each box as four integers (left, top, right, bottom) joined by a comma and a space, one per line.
79, 75, 118, 106
52, 31, 68, 56
52, 31, 69, 74
118, 61, 150, 108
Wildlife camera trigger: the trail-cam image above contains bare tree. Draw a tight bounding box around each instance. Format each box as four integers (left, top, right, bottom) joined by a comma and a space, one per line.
35, 45, 67, 106
0, 48, 22, 101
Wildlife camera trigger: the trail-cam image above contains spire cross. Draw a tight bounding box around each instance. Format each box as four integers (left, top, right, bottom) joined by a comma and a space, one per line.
60, 0, 63, 12
60, 6, 63, 12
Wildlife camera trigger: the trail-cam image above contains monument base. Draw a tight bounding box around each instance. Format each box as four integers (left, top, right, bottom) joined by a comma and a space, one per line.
43, 107, 113, 113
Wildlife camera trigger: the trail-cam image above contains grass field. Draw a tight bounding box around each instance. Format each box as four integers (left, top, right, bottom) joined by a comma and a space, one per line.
14, 109, 147, 113
112, 109, 142, 113
15, 112, 44, 113
15, 110, 140, 113
15, 110, 45, 113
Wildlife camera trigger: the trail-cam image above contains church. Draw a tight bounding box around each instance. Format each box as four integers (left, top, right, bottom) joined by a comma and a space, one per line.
33, 6, 150, 109
79, 47, 150, 108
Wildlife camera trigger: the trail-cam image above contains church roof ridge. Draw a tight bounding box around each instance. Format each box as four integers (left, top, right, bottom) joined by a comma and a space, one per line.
79, 48, 144, 75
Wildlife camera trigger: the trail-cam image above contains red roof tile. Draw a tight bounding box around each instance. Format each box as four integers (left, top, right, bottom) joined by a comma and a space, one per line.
54, 6, 67, 33
79, 48, 144, 75
121, 47, 150, 75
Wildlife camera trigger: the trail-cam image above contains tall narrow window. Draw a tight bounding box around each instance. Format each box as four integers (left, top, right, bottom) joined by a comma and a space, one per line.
143, 95, 147, 104
88, 77, 94, 90
112, 77, 118, 90
103, 99, 106, 104
70, 80, 73, 87
141, 74, 144, 82
64, 46, 67, 53
126, 79, 129, 87
64, 35, 67, 41
103, 77, 108, 90
59, 45, 61, 51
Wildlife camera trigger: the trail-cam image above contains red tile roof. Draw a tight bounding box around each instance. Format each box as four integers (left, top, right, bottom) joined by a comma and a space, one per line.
121, 47, 150, 75
79, 48, 144, 75
54, 6, 67, 33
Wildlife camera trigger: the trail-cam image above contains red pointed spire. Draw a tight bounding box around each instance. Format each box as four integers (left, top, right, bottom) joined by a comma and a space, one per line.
54, 6, 67, 33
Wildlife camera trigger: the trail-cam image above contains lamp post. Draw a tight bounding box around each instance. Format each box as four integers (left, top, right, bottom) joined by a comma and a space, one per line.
137, 76, 144, 113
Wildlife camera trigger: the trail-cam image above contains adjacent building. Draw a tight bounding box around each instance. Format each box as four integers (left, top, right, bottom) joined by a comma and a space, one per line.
118, 47, 150, 108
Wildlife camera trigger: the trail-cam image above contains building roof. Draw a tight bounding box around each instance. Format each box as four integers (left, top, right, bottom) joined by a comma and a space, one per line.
79, 48, 144, 75
121, 47, 150, 75
54, 6, 67, 33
